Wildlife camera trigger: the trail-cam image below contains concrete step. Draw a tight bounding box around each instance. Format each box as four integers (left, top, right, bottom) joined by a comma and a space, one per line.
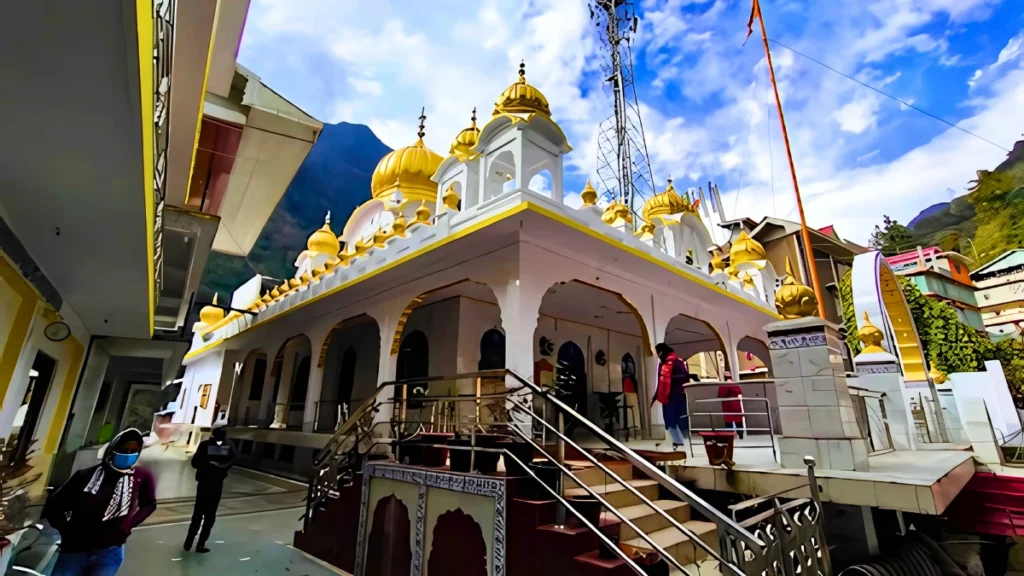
623, 520, 719, 566
566, 478, 659, 508
566, 460, 635, 489
609, 500, 691, 542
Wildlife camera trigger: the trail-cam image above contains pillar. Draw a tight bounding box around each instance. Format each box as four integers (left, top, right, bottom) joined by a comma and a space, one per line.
303, 328, 332, 433
370, 307, 401, 429
495, 275, 543, 437
257, 355, 276, 426
767, 317, 870, 471
271, 344, 298, 428
853, 350, 916, 451
62, 344, 110, 452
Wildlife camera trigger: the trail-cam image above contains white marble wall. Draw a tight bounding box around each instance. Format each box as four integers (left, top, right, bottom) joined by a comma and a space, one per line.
854, 354, 916, 451
767, 317, 871, 471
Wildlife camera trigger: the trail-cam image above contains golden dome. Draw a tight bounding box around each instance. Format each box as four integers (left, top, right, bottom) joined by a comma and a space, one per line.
450, 108, 480, 161
580, 179, 598, 207
929, 365, 948, 384
493, 62, 551, 117
306, 212, 340, 257
300, 272, 312, 285
635, 220, 656, 238
260, 292, 272, 304
270, 287, 281, 299
414, 201, 432, 223
641, 180, 688, 222
857, 312, 886, 354
392, 213, 407, 236
370, 109, 444, 202
775, 257, 818, 319
199, 294, 225, 325
710, 250, 727, 272
729, 230, 767, 267
288, 278, 300, 289
442, 185, 460, 212
373, 224, 390, 248
601, 200, 633, 226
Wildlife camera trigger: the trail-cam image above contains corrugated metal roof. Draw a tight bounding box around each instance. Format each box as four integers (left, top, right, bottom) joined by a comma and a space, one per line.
972, 249, 1024, 278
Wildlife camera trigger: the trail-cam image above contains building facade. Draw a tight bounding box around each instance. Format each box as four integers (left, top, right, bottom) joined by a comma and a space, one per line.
886, 246, 986, 334
972, 249, 1024, 341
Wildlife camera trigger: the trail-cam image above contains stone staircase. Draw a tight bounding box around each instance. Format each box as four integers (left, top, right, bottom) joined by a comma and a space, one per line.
558, 459, 725, 575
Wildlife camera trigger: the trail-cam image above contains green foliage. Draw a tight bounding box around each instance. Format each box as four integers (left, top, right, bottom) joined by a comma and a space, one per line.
838, 269, 1024, 404
869, 215, 915, 254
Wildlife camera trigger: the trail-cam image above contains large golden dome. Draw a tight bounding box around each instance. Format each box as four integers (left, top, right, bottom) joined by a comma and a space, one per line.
775, 258, 817, 319
729, 230, 767, 266
642, 180, 688, 222
493, 62, 551, 117
370, 109, 444, 202
450, 108, 480, 161
199, 293, 225, 325
306, 212, 340, 256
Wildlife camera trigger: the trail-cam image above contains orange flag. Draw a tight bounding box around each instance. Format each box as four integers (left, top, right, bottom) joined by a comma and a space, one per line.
744, 0, 762, 45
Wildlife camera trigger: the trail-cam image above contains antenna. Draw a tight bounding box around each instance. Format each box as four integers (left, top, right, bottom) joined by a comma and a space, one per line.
590, 0, 656, 229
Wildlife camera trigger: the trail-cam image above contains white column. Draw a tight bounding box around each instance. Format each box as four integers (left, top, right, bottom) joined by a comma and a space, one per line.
370, 306, 402, 429
303, 327, 332, 432
62, 344, 110, 452
854, 352, 916, 451
271, 345, 298, 428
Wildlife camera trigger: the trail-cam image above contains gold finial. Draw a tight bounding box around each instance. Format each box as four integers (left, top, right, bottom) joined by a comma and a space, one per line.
288, 278, 300, 289
710, 250, 726, 272
199, 294, 225, 325
774, 257, 818, 318
580, 179, 598, 207
415, 200, 431, 223
518, 60, 526, 83
635, 219, 656, 238
325, 211, 331, 225
442, 185, 460, 212
312, 266, 325, 278
417, 107, 427, 141
373, 221, 390, 248
261, 292, 272, 304
857, 311, 887, 354
392, 213, 407, 236
471, 107, 477, 128
929, 364, 948, 384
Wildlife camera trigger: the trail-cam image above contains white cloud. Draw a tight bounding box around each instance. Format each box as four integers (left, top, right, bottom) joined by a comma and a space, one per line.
995, 31, 1024, 67
833, 95, 881, 134
968, 30, 1023, 91
347, 77, 383, 96
856, 149, 881, 163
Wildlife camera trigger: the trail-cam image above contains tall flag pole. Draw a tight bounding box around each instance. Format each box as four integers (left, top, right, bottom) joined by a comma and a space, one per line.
746, 0, 827, 319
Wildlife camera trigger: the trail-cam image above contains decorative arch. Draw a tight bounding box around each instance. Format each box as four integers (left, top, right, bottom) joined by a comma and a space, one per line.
365, 495, 412, 576
662, 314, 731, 375
427, 509, 488, 576
389, 279, 488, 355
340, 199, 388, 245
737, 336, 773, 377
571, 279, 654, 357
851, 252, 927, 381
479, 328, 506, 370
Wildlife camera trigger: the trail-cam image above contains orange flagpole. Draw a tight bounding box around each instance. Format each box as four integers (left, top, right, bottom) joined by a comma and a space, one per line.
753, 0, 827, 319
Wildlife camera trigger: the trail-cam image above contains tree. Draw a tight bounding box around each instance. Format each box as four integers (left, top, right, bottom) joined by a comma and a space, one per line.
869, 215, 916, 254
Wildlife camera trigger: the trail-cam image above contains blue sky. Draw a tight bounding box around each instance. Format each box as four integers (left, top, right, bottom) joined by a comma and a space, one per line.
238, 0, 1024, 243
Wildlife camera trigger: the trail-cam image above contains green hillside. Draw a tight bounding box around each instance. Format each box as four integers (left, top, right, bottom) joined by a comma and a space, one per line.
902, 140, 1024, 265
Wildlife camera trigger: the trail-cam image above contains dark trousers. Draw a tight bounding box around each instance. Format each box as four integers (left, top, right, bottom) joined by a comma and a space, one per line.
187, 482, 223, 546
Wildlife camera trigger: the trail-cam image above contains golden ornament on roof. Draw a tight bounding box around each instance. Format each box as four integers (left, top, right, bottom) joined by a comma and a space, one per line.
306, 212, 340, 257
370, 108, 444, 202
312, 266, 325, 278
300, 272, 312, 285
635, 219, 656, 238
442, 185, 460, 212
414, 201, 432, 223
710, 250, 727, 272
260, 292, 272, 304
929, 365, 948, 384
601, 200, 633, 226
355, 235, 372, 257
729, 230, 767, 267
392, 213, 407, 236
493, 61, 551, 117
774, 257, 818, 319
450, 108, 480, 161
641, 179, 687, 222
741, 272, 757, 290
288, 278, 300, 289
857, 312, 887, 354
373, 224, 390, 248
580, 179, 598, 207
199, 293, 225, 325
270, 287, 281, 299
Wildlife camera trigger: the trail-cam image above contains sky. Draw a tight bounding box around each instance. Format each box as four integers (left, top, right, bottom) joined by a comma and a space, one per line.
238, 0, 1024, 244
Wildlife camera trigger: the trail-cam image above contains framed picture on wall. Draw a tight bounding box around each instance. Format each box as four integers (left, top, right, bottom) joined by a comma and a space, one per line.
199, 384, 212, 410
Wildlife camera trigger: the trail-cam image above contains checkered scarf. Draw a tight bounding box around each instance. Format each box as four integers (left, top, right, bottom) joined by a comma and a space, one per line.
83, 466, 134, 521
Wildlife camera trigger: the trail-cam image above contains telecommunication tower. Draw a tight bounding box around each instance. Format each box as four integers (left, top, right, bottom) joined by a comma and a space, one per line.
590, 0, 656, 227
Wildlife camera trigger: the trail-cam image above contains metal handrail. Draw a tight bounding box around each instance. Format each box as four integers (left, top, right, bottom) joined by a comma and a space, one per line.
686, 396, 778, 463
502, 369, 770, 572
508, 402, 730, 576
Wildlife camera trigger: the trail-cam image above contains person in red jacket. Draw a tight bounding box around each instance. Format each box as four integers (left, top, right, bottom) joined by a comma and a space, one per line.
653, 343, 690, 449
43, 428, 157, 575
718, 373, 745, 439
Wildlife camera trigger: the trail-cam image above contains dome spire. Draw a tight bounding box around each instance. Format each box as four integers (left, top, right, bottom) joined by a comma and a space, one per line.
518, 60, 526, 83
417, 107, 426, 141
324, 210, 331, 225
471, 107, 477, 128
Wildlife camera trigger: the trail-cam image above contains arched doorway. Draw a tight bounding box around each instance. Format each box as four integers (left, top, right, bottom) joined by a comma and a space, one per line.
289, 356, 311, 426
318, 315, 382, 431
737, 336, 773, 378
270, 334, 313, 429
478, 329, 505, 370
237, 350, 268, 426
556, 341, 587, 431
338, 346, 358, 406
427, 508, 488, 575
397, 330, 429, 409
365, 495, 412, 576
663, 314, 729, 379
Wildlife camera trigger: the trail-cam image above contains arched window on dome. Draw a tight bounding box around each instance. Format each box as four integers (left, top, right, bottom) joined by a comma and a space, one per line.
485, 150, 516, 202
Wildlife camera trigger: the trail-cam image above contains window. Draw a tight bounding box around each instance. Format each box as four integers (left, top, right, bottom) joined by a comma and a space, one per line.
248, 357, 267, 400
199, 384, 212, 409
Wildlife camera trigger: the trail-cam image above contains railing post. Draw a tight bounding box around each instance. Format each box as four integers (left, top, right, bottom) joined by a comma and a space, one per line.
805, 455, 832, 574
555, 411, 566, 527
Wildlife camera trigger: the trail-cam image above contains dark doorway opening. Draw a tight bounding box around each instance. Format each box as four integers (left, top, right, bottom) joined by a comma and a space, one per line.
9, 352, 57, 464
397, 330, 429, 408
478, 329, 505, 370
556, 341, 586, 434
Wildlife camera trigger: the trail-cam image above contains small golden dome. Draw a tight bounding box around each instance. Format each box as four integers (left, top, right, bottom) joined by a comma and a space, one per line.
300, 272, 312, 285
324, 259, 336, 272
641, 180, 688, 222
370, 108, 444, 202
601, 200, 633, 226
288, 278, 300, 289
635, 219, 656, 238
857, 311, 886, 354
450, 108, 480, 161
312, 266, 325, 278
392, 213, 408, 236
306, 212, 340, 257
415, 201, 432, 223
199, 294, 225, 325
260, 292, 272, 304
580, 179, 598, 207
270, 287, 281, 299
730, 230, 767, 267
373, 225, 390, 248
710, 250, 727, 272
442, 185, 460, 212
355, 235, 372, 257
929, 365, 948, 384
775, 257, 818, 319
493, 62, 552, 117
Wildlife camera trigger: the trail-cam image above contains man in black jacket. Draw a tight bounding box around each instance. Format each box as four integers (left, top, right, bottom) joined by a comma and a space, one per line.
184, 427, 236, 553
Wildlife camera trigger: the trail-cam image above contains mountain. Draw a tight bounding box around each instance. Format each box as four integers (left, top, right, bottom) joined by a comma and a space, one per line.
199, 122, 392, 300
900, 139, 1024, 263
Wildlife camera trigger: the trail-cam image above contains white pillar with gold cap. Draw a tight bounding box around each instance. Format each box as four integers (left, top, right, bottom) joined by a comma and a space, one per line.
853, 312, 916, 451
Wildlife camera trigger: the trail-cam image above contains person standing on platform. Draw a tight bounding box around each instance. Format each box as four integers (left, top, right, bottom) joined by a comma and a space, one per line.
653, 343, 691, 449
44, 428, 157, 576
718, 373, 745, 439
184, 426, 236, 553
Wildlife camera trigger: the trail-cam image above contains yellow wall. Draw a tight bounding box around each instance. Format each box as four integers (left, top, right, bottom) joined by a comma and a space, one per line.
0, 256, 38, 403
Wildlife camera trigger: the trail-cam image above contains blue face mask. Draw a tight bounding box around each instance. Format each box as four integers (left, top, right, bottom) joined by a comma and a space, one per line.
111, 451, 140, 470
